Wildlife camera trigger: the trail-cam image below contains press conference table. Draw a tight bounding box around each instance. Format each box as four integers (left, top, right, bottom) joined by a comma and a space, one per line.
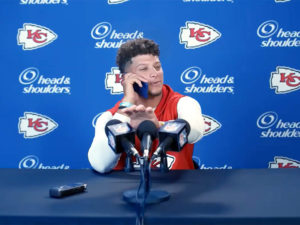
0, 168, 300, 225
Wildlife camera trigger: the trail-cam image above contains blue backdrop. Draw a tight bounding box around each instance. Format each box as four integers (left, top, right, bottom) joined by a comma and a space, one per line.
1, 0, 299, 170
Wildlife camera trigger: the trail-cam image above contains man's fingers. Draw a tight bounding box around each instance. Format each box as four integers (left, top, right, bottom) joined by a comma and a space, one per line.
123, 73, 148, 85
121, 105, 137, 115
136, 104, 146, 112
145, 107, 154, 113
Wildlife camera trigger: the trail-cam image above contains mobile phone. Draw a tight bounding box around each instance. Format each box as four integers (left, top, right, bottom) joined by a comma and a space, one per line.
49, 183, 87, 198
133, 82, 148, 99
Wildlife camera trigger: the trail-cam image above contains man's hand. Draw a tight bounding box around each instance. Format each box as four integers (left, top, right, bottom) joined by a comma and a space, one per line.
122, 73, 148, 104
120, 104, 159, 129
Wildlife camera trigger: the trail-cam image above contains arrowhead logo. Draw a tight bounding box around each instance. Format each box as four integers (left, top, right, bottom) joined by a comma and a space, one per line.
203, 115, 221, 136
17, 23, 57, 50
179, 21, 221, 49
270, 66, 300, 94
269, 157, 300, 168
18, 112, 58, 138
105, 67, 124, 94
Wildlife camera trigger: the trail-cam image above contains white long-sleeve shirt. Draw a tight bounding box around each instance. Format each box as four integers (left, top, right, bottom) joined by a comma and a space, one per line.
88, 96, 205, 173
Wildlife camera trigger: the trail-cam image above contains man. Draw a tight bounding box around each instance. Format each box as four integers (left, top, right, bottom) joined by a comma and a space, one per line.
88, 38, 205, 173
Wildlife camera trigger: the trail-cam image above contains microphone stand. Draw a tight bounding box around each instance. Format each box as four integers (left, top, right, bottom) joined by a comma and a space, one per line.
160, 149, 169, 173
123, 155, 170, 205
124, 153, 134, 172
123, 150, 170, 225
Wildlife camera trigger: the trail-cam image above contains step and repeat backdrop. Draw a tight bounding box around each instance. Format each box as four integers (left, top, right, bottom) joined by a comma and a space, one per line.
0, 0, 299, 170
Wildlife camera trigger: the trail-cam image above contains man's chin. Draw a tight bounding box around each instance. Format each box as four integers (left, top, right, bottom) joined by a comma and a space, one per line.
148, 90, 162, 98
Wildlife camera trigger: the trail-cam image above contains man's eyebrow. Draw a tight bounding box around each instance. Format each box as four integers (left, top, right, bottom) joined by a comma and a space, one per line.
136, 61, 161, 67
136, 63, 148, 67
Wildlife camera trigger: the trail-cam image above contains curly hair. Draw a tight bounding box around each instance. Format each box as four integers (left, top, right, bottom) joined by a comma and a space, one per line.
116, 38, 160, 73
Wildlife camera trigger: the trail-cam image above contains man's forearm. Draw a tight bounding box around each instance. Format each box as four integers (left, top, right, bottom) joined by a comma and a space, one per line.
88, 111, 129, 173
177, 96, 205, 143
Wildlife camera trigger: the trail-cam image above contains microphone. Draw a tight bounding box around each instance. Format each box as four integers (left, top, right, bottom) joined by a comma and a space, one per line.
136, 120, 158, 160
151, 119, 191, 160
105, 119, 140, 159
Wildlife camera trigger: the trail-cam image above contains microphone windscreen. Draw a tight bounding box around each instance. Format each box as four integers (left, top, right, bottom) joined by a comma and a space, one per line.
136, 120, 158, 140
105, 119, 122, 136
176, 119, 191, 135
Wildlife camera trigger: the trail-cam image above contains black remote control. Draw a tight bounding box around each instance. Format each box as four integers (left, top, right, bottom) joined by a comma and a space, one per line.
49, 183, 87, 198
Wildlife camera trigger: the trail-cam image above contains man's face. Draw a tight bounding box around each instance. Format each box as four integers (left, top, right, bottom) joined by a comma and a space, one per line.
126, 54, 164, 97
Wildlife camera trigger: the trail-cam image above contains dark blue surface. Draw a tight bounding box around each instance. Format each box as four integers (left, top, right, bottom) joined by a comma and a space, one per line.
0, 169, 300, 224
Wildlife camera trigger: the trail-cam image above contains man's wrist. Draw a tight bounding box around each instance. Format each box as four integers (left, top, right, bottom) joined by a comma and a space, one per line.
118, 102, 133, 109
122, 95, 136, 104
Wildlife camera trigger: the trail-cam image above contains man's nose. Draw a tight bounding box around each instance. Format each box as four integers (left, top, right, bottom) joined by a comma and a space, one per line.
150, 67, 159, 78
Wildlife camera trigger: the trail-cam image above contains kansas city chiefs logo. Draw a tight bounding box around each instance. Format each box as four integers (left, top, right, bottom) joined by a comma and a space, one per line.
105, 67, 124, 94
269, 157, 300, 168
17, 23, 57, 50
203, 115, 221, 136
179, 21, 221, 49
19, 112, 58, 138
270, 67, 300, 94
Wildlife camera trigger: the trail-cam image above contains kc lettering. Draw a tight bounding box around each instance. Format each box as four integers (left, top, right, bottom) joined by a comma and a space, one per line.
189, 28, 211, 42
280, 73, 300, 87
28, 118, 48, 132
27, 30, 47, 43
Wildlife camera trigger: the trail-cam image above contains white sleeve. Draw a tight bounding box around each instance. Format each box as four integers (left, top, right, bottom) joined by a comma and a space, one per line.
177, 96, 205, 143
87, 111, 130, 173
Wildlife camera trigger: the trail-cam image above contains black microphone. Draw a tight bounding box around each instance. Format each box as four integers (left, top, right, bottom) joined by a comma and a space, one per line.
105, 119, 139, 159
151, 119, 191, 160
136, 120, 158, 161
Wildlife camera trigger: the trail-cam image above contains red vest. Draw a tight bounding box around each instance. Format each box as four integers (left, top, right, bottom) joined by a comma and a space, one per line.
108, 85, 195, 170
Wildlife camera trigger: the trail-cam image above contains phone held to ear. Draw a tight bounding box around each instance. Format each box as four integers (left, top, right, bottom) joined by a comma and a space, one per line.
133, 82, 148, 99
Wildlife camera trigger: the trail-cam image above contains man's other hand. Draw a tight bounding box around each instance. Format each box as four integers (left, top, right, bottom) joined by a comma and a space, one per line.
120, 104, 159, 129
